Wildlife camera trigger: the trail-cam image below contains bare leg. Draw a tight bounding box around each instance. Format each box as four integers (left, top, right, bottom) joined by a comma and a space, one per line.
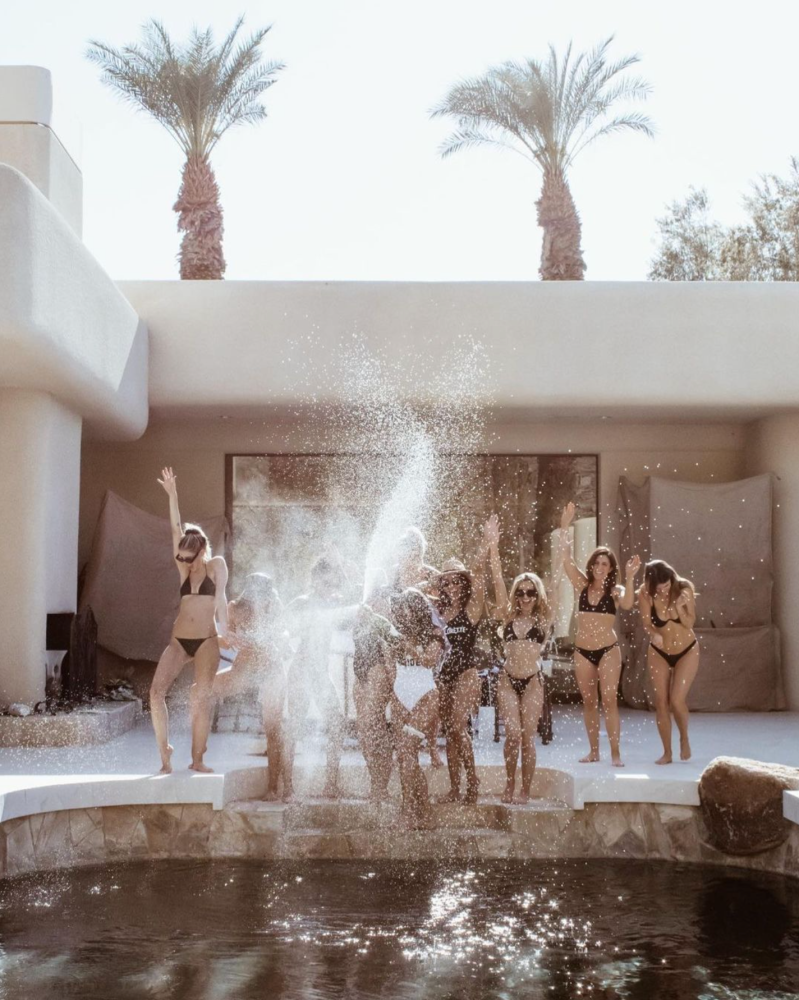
438, 681, 461, 801
396, 691, 440, 825
669, 646, 700, 760
648, 647, 674, 764
150, 641, 189, 773
189, 639, 220, 772
315, 675, 344, 798
284, 668, 311, 802
451, 669, 481, 804
574, 653, 600, 762
261, 668, 287, 799
496, 675, 521, 803
598, 647, 624, 766
518, 678, 545, 799
354, 666, 393, 802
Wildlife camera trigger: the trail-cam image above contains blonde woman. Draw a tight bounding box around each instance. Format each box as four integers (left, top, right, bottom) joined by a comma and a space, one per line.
638, 559, 699, 764
150, 467, 228, 774
486, 515, 552, 803
560, 502, 639, 767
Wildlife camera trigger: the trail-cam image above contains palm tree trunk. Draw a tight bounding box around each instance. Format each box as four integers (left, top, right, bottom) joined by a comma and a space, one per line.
536, 170, 586, 280
173, 154, 226, 280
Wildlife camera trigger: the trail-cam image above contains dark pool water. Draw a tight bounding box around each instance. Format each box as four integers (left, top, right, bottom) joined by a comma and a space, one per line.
0, 858, 797, 999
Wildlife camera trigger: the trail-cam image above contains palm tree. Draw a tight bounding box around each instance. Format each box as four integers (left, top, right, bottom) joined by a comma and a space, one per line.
87, 18, 284, 279
430, 37, 653, 280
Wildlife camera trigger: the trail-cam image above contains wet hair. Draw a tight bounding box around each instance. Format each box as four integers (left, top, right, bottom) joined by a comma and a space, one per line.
506, 572, 551, 626
390, 588, 447, 650
235, 572, 281, 613
397, 526, 427, 557
585, 547, 618, 593
644, 559, 696, 604
311, 555, 344, 586
179, 524, 211, 560
437, 571, 472, 608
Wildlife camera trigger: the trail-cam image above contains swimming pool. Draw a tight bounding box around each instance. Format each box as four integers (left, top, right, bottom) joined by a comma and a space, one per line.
1, 858, 797, 999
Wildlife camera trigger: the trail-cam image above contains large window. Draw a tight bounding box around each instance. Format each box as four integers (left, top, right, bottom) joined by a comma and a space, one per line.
226, 453, 597, 633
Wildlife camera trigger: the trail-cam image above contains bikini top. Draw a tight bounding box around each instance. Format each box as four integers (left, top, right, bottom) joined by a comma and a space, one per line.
502, 619, 547, 644
578, 586, 616, 616
650, 603, 681, 628
180, 570, 216, 598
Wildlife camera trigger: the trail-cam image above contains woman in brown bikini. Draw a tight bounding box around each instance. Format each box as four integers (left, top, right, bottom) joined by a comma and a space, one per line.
150, 467, 229, 774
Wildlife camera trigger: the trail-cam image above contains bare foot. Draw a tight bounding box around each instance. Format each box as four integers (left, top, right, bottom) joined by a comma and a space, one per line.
282, 786, 295, 804
680, 739, 691, 761
655, 753, 673, 765
322, 782, 341, 800
264, 787, 280, 801
435, 789, 461, 804
579, 751, 600, 763
429, 747, 445, 769
463, 784, 479, 806
513, 791, 530, 805
611, 757, 625, 768
189, 760, 214, 773
158, 745, 174, 775
500, 782, 515, 805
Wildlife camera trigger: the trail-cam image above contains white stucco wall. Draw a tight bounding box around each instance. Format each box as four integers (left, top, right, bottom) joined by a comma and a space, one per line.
746, 415, 799, 709
0, 166, 148, 440
0, 391, 81, 706
119, 280, 799, 421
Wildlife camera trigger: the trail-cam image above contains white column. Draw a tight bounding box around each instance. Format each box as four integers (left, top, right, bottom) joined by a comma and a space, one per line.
746, 414, 799, 709
0, 390, 81, 706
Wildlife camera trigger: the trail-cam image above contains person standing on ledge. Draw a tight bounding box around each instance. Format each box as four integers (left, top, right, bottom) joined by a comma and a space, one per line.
638, 559, 700, 765
150, 467, 229, 774
434, 524, 490, 804
485, 514, 554, 804
560, 502, 639, 767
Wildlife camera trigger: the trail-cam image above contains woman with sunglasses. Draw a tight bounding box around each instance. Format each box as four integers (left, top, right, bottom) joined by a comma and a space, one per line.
486, 515, 553, 803
560, 502, 639, 767
434, 524, 490, 805
150, 467, 229, 774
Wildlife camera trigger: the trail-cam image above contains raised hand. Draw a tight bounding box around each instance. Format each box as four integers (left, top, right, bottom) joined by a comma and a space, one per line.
676, 589, 691, 611
626, 554, 641, 578
157, 466, 177, 496
560, 502, 575, 530
484, 513, 500, 548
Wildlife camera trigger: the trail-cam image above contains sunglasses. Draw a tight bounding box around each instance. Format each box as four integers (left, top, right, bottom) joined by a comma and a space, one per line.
176, 552, 200, 564
517, 588, 538, 599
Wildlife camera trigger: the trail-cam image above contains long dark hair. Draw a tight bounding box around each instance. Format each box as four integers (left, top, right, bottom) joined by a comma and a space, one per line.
585, 547, 618, 593
645, 559, 695, 605
391, 588, 447, 650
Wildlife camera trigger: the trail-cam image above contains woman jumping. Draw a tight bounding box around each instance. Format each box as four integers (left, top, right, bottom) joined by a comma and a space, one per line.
638, 559, 700, 764
486, 515, 553, 803
150, 467, 228, 774
560, 502, 639, 767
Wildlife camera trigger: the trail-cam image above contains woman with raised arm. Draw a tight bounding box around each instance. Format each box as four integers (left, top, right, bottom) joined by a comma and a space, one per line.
486, 514, 553, 803
224, 573, 289, 799
560, 502, 639, 767
638, 559, 700, 765
150, 467, 228, 774
434, 524, 490, 805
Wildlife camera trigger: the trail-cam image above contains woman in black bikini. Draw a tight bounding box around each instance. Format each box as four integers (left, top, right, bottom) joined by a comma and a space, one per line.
486, 515, 553, 803
638, 559, 699, 765
150, 467, 229, 774
560, 502, 639, 767
435, 525, 490, 805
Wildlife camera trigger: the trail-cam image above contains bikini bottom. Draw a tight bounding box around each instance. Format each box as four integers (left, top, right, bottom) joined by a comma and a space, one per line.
651, 640, 698, 669
505, 671, 543, 698
575, 642, 618, 668
394, 663, 436, 711
176, 635, 218, 658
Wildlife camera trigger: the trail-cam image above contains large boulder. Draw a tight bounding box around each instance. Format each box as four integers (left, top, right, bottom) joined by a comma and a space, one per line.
699, 756, 799, 855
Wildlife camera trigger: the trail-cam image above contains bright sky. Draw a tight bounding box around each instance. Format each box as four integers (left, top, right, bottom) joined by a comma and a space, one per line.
3, 0, 797, 281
